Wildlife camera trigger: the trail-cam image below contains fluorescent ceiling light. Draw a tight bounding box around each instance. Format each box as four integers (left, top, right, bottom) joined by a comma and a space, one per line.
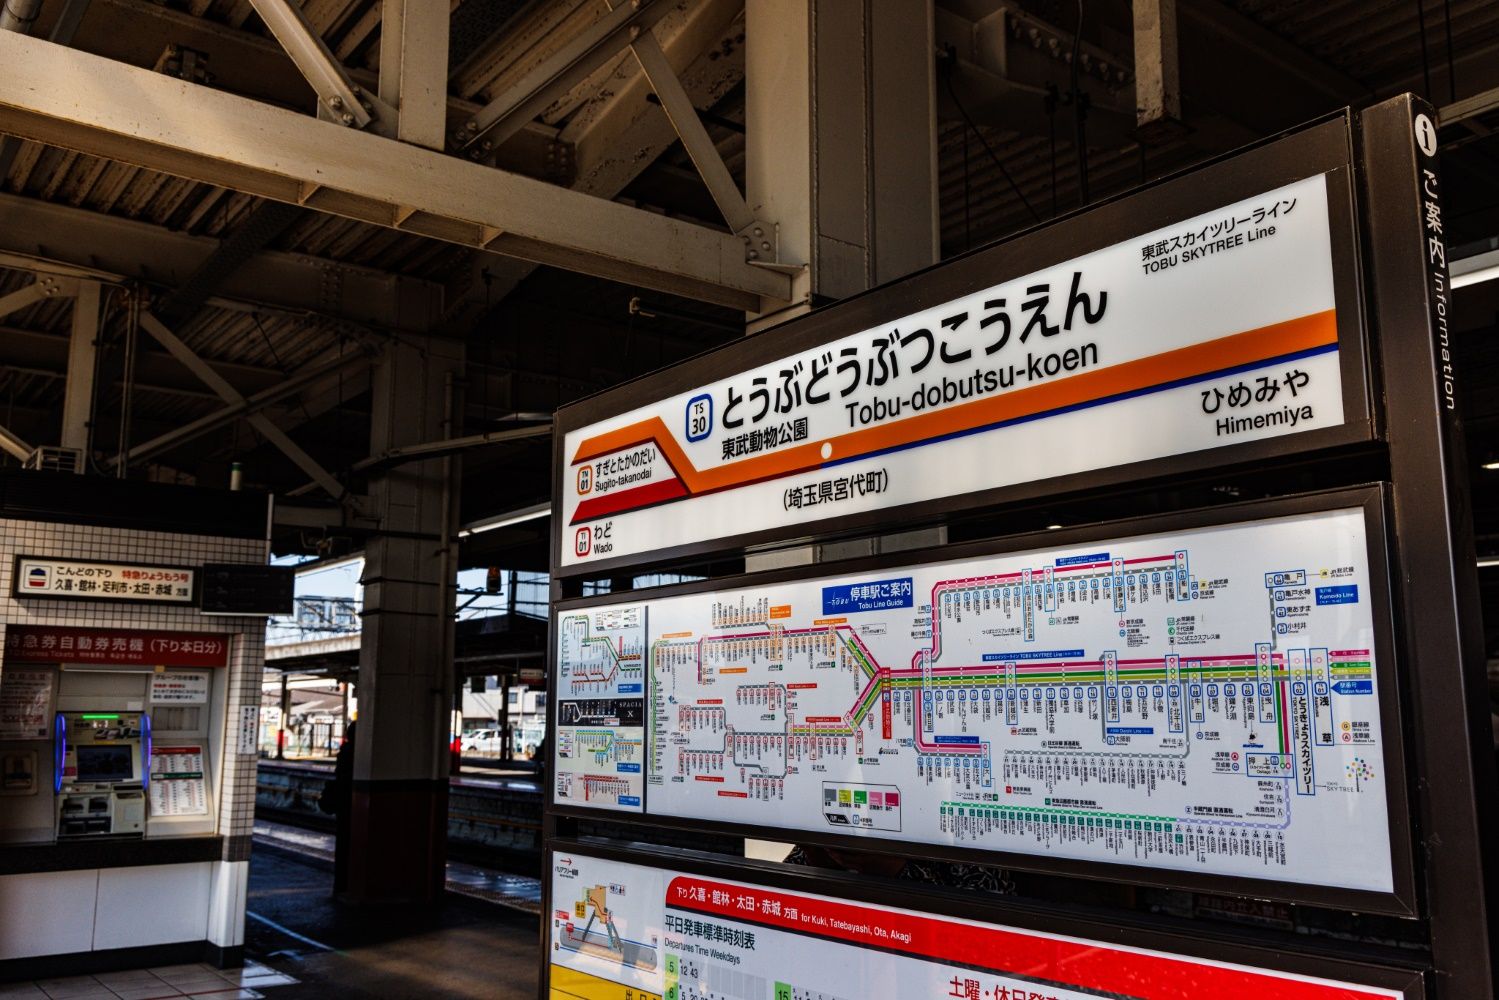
1478, 557, 1499, 568
1452, 248, 1499, 290
1453, 264, 1499, 290
459, 503, 551, 538
1483, 461, 1499, 471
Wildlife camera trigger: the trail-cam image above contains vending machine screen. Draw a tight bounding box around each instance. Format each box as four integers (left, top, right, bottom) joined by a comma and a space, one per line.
74, 745, 134, 783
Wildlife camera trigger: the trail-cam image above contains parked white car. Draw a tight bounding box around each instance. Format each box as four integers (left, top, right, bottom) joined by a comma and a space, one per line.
461, 729, 503, 753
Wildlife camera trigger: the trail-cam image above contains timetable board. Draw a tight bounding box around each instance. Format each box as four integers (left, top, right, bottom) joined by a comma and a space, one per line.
546, 848, 1415, 1000
149, 745, 208, 817
552, 498, 1401, 899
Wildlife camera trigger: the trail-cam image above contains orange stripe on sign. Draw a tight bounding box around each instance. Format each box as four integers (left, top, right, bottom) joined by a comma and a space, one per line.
572, 310, 1336, 499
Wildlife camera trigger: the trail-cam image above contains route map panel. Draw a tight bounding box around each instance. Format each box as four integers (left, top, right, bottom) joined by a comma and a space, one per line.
646, 507, 1392, 892
546, 849, 1410, 1000
550, 505, 1398, 894
554, 604, 648, 812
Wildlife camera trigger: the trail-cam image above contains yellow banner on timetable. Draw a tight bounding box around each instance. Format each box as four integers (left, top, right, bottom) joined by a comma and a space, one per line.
549, 965, 661, 1000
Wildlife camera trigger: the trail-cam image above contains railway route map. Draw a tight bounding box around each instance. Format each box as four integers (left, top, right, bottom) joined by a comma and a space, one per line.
554, 604, 647, 812
554, 506, 1396, 894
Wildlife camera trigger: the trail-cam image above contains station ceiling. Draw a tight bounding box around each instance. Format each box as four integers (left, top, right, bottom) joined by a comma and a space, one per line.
0, 0, 1497, 579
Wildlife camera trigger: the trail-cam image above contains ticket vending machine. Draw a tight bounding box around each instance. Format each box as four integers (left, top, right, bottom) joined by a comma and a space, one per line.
54, 711, 149, 839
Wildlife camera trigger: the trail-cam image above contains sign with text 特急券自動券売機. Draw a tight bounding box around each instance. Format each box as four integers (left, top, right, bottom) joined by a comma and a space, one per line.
556, 127, 1371, 573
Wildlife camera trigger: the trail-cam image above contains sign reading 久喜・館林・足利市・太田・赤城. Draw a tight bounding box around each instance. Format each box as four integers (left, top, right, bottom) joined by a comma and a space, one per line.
12, 556, 195, 603
562, 174, 1345, 567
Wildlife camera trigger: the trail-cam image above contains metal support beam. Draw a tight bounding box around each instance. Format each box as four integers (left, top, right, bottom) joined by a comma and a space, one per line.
747, 0, 937, 320
0, 191, 444, 331
0, 31, 790, 311
454, 0, 674, 155
1176, 0, 1366, 135
286, 422, 550, 496
138, 311, 348, 500
1132, 0, 1182, 141
249, 0, 387, 129
31, 0, 567, 184
0, 0, 85, 183
0, 0, 41, 33
60, 280, 100, 453
447, 0, 745, 319
46, 0, 91, 45
351, 423, 550, 473
0, 422, 32, 461
110, 348, 373, 467
379, 0, 449, 150
0, 323, 294, 399
934, 6, 1136, 146
622, 13, 754, 234
0, 276, 72, 320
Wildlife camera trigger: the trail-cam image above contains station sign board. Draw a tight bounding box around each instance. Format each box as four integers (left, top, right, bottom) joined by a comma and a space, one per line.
546, 845, 1421, 1000
550, 490, 1411, 912
12, 555, 196, 604
554, 121, 1368, 574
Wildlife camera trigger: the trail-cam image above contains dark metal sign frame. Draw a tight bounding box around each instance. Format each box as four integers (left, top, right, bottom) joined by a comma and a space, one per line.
546, 486, 1416, 916
550, 114, 1373, 580
544, 94, 1499, 999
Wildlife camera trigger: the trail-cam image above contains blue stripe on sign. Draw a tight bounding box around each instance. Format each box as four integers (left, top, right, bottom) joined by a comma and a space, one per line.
824, 343, 1339, 469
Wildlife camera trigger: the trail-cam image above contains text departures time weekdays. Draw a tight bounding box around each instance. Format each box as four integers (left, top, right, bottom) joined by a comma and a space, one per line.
562, 174, 1342, 568
553, 506, 1396, 896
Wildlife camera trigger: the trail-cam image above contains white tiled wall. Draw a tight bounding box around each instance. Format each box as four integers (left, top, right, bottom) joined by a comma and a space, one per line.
0, 517, 268, 846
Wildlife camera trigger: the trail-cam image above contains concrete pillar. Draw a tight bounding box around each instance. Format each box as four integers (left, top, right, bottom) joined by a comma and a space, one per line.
346, 335, 463, 905
746, 0, 938, 328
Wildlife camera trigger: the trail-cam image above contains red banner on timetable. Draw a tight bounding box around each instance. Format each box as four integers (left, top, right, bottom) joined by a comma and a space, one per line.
3, 626, 230, 667
664, 875, 1399, 1000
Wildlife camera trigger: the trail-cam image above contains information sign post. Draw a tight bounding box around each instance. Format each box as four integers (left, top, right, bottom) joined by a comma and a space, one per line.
542, 95, 1498, 1000
1360, 95, 1498, 999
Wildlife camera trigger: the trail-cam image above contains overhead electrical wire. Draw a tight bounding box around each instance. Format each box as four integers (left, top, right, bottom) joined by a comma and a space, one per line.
1071, 0, 1090, 208
940, 50, 1042, 226
1442, 0, 1457, 102
1416, 0, 1432, 98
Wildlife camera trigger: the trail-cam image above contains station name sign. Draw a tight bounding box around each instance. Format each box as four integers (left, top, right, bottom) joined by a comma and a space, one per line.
12, 555, 196, 604
561, 172, 1351, 569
